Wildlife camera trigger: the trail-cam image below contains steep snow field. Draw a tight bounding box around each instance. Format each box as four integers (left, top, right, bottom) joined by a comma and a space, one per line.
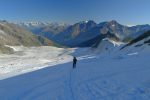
0, 44, 149, 100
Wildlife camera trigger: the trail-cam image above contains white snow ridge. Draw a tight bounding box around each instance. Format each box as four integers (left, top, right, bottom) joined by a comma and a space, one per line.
0, 44, 150, 100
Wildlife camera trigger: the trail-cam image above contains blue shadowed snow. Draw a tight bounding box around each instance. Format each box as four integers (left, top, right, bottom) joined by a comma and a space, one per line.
0, 48, 150, 100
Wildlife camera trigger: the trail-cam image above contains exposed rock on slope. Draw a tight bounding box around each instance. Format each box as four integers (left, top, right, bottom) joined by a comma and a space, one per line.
0, 21, 59, 53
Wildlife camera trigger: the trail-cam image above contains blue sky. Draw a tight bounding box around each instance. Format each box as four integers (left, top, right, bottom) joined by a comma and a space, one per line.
0, 0, 150, 25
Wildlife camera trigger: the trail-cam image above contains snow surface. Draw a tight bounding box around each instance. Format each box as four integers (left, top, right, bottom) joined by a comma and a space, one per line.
0, 46, 73, 80
0, 44, 150, 100
112, 24, 115, 27
0, 29, 5, 35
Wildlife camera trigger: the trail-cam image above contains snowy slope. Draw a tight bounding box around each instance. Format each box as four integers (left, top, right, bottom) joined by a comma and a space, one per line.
0, 46, 73, 80
0, 44, 150, 100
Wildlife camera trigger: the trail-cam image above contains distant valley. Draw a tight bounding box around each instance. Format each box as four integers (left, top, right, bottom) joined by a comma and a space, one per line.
0, 20, 150, 53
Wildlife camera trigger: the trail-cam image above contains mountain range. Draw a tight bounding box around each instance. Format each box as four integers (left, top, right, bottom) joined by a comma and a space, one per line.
0, 20, 150, 54
17, 20, 150, 47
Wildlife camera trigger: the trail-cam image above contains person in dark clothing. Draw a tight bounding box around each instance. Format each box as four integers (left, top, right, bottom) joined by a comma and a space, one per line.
73, 57, 77, 69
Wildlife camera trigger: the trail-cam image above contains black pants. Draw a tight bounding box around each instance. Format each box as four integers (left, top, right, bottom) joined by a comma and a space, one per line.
73, 63, 76, 68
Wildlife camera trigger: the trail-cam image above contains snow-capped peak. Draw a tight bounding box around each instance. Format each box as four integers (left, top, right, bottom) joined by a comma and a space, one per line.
85, 20, 89, 23
112, 24, 115, 27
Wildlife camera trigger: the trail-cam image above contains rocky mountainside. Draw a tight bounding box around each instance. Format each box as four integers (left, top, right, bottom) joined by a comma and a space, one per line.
95, 20, 150, 41
121, 30, 150, 49
54, 20, 98, 46
17, 21, 69, 39
0, 21, 58, 53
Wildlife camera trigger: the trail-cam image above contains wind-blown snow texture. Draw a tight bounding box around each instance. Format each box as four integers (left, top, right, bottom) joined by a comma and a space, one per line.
0, 44, 150, 100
